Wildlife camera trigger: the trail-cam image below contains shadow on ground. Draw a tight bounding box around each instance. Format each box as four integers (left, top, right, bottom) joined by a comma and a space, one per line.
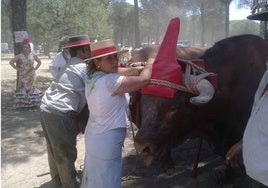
1, 75, 53, 167
121, 129, 267, 188
1, 74, 267, 188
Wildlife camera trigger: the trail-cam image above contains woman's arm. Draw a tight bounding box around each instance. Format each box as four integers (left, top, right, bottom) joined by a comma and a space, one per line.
117, 66, 144, 76
34, 54, 42, 70
9, 55, 20, 70
114, 58, 154, 94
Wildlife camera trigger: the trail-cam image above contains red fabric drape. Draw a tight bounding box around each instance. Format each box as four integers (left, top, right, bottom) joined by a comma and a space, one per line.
141, 17, 182, 98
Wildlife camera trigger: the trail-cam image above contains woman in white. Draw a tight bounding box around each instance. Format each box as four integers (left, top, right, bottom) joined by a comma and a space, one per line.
81, 39, 154, 188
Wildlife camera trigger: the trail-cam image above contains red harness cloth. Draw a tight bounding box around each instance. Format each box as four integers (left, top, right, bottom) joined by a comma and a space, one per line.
141, 17, 182, 98
179, 59, 218, 89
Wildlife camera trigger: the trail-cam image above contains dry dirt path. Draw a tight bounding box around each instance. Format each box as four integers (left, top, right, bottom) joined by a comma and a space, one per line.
1, 54, 86, 188
1, 53, 265, 188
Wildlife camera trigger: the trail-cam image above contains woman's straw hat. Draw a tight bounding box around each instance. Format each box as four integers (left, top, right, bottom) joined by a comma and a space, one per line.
84, 39, 128, 62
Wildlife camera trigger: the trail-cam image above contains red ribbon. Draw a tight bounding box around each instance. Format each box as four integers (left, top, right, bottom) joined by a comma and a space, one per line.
67, 39, 90, 46
91, 46, 116, 57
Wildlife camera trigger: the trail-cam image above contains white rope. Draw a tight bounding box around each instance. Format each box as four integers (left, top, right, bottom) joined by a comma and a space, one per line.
149, 59, 216, 95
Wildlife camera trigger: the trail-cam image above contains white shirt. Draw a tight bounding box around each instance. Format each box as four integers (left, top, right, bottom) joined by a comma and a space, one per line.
85, 73, 130, 134
49, 50, 70, 78
41, 57, 87, 113
243, 68, 268, 186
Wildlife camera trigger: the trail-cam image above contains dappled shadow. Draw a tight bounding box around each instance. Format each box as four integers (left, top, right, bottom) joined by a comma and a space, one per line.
1, 76, 53, 167
121, 139, 264, 188
121, 139, 223, 188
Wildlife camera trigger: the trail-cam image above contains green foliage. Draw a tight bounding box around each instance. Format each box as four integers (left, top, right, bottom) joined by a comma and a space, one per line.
1, 0, 12, 47
229, 20, 259, 36
26, 0, 112, 51
108, 2, 134, 46
1, 0, 263, 53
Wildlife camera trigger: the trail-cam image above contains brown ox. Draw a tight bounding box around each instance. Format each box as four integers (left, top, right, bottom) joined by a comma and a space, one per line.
130, 34, 268, 173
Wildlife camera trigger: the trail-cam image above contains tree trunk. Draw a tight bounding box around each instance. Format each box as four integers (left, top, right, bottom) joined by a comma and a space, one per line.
200, 2, 205, 47
10, 0, 27, 90
224, 2, 230, 37
11, 0, 27, 55
220, 0, 232, 37
134, 0, 140, 48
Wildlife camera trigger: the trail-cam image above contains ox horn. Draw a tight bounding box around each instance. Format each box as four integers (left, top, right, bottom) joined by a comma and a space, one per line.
190, 78, 215, 105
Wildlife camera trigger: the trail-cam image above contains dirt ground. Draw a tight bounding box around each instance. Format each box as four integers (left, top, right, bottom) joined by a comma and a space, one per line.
1, 53, 266, 188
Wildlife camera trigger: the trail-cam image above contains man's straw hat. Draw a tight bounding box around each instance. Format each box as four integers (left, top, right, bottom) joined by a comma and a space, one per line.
63, 35, 90, 48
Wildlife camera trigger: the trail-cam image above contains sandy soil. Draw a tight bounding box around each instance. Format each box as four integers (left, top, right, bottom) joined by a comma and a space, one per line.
1, 53, 266, 188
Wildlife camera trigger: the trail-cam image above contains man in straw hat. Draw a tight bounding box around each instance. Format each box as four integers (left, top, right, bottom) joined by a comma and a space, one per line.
40, 35, 90, 188
49, 35, 71, 78
80, 39, 154, 188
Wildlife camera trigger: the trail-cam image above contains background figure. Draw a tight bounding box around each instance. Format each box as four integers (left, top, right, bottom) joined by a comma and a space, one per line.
251, 0, 259, 13
243, 61, 268, 186
9, 38, 43, 108
40, 35, 91, 188
226, 61, 268, 186
49, 36, 71, 78
81, 39, 154, 188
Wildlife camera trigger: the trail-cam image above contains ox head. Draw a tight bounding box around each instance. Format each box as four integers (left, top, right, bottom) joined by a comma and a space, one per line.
133, 92, 200, 168
132, 34, 268, 170
129, 45, 210, 168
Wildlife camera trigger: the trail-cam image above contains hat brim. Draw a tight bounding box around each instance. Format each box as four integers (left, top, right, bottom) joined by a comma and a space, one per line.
84, 49, 128, 62
62, 42, 90, 49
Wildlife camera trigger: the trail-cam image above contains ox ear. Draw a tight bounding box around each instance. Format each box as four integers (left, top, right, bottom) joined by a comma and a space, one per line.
190, 78, 215, 105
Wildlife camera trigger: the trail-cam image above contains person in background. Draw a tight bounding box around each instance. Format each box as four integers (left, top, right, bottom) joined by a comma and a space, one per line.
225, 61, 268, 186
243, 61, 268, 186
40, 35, 91, 188
49, 36, 71, 78
225, 139, 243, 168
80, 39, 154, 188
9, 38, 43, 108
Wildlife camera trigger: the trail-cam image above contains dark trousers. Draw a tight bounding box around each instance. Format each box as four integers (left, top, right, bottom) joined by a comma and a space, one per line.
40, 110, 79, 188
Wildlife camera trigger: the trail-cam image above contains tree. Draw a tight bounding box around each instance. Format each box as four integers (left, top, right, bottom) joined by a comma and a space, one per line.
134, 0, 140, 47
219, 0, 252, 37
10, 0, 27, 55
229, 20, 259, 36
1, 0, 259, 54
26, 0, 112, 55
10, 0, 27, 89
140, 0, 174, 44
108, 2, 134, 47
1, 0, 13, 50
176, 0, 223, 46
219, 0, 232, 37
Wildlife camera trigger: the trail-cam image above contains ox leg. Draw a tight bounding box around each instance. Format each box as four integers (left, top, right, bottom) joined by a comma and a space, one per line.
160, 148, 175, 174
191, 137, 203, 178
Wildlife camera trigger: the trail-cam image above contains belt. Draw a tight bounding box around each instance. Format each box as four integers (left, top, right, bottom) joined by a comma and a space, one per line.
41, 108, 79, 119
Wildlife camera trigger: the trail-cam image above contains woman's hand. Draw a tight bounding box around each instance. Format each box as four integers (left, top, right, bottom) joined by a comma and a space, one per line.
127, 61, 146, 67
145, 58, 155, 66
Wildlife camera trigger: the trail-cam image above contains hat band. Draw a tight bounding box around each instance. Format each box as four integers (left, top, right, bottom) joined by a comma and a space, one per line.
91, 46, 117, 57
67, 39, 90, 46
